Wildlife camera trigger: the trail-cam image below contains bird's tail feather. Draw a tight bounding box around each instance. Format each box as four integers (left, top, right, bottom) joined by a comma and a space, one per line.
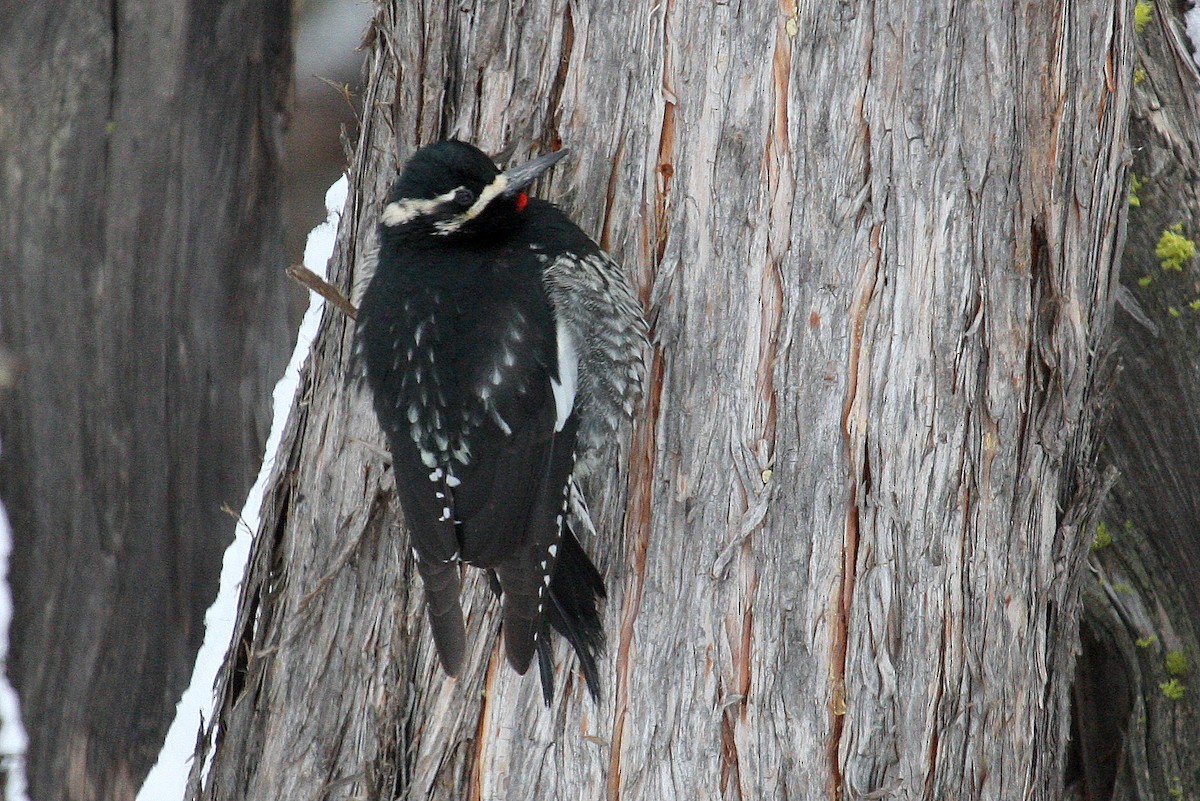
540, 521, 606, 703
416, 559, 467, 676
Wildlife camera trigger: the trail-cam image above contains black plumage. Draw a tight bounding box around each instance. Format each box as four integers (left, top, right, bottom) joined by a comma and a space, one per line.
356, 140, 646, 703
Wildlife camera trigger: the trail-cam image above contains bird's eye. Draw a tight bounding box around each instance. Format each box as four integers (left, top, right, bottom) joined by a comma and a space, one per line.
453, 187, 475, 207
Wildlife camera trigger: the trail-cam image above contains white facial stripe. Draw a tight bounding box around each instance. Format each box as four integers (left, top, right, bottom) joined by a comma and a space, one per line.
463, 174, 508, 221
432, 174, 510, 235
380, 188, 461, 227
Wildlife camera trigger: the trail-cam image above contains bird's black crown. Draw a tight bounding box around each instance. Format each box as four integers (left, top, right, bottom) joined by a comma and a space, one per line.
391, 140, 499, 203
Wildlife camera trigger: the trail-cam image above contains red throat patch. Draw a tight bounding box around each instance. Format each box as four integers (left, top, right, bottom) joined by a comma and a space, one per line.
515, 191, 529, 212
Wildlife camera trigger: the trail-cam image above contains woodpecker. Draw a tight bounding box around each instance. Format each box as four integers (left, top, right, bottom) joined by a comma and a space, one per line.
356, 140, 647, 703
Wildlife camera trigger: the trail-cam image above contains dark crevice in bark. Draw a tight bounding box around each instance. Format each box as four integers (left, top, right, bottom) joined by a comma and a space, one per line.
105, 0, 119, 168
1066, 618, 1135, 801
543, 1, 573, 152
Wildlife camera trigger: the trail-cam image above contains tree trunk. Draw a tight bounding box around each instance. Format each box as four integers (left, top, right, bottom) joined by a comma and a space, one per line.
0, 1, 293, 799
1069, 5, 1200, 800
193, 1, 1132, 799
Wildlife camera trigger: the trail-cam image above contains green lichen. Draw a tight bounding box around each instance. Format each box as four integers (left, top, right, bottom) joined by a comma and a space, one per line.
1112, 582, 1133, 594
1169, 306, 1182, 318
1160, 678, 1186, 700
1167, 784, 1183, 801
1190, 298, 1200, 312
1092, 521, 1113, 549
1133, 67, 1148, 85
1129, 173, 1145, 207
1138, 275, 1154, 287
1166, 650, 1190, 677
1156, 223, 1196, 272
1135, 1, 1153, 32
1136, 634, 1158, 648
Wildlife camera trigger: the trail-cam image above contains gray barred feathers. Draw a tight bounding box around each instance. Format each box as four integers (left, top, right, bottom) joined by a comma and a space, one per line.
543, 252, 649, 473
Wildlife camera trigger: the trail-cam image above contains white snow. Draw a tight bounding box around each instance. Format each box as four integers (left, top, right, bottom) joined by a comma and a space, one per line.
136, 175, 349, 801
1188, 1, 1200, 70
0, 450, 30, 801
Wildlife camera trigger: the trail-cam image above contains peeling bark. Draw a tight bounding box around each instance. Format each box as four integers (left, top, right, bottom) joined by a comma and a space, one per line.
192, 2, 1133, 799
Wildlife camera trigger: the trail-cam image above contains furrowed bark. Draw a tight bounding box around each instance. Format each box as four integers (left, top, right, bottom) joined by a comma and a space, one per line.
192, 2, 1133, 799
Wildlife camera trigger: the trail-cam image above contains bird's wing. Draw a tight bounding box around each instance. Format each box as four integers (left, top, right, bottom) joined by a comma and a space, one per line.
448, 297, 581, 676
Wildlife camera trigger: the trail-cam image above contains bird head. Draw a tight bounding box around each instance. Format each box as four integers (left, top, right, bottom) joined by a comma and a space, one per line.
381, 140, 568, 241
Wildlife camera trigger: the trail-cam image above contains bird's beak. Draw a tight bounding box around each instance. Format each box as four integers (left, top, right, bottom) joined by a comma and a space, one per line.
500, 148, 570, 195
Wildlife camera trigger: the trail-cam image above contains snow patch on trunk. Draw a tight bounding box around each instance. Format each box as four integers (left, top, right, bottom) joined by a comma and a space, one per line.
1189, 2, 1200, 70
0, 461, 29, 801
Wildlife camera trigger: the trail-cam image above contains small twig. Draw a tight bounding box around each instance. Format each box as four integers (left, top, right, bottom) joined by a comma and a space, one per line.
1115, 283, 1158, 337
314, 74, 359, 118
287, 264, 359, 320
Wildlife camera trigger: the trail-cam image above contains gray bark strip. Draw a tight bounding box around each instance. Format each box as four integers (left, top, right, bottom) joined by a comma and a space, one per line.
194, 2, 1132, 799
1073, 3, 1200, 799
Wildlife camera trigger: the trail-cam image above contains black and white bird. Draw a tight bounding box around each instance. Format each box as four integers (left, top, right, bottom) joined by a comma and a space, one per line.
356, 140, 648, 702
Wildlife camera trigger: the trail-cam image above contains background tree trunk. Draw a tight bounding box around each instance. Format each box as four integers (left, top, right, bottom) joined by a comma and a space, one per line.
1069, 5, 1200, 800
0, 1, 293, 799
193, 1, 1133, 799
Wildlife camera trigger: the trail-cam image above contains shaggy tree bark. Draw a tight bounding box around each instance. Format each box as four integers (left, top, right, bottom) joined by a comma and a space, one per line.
191, 1, 1132, 799
0, 1, 292, 799
1069, 5, 1200, 800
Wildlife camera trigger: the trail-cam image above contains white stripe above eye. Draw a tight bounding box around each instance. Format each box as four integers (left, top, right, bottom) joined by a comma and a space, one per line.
550, 319, 578, 432
381, 187, 461, 227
